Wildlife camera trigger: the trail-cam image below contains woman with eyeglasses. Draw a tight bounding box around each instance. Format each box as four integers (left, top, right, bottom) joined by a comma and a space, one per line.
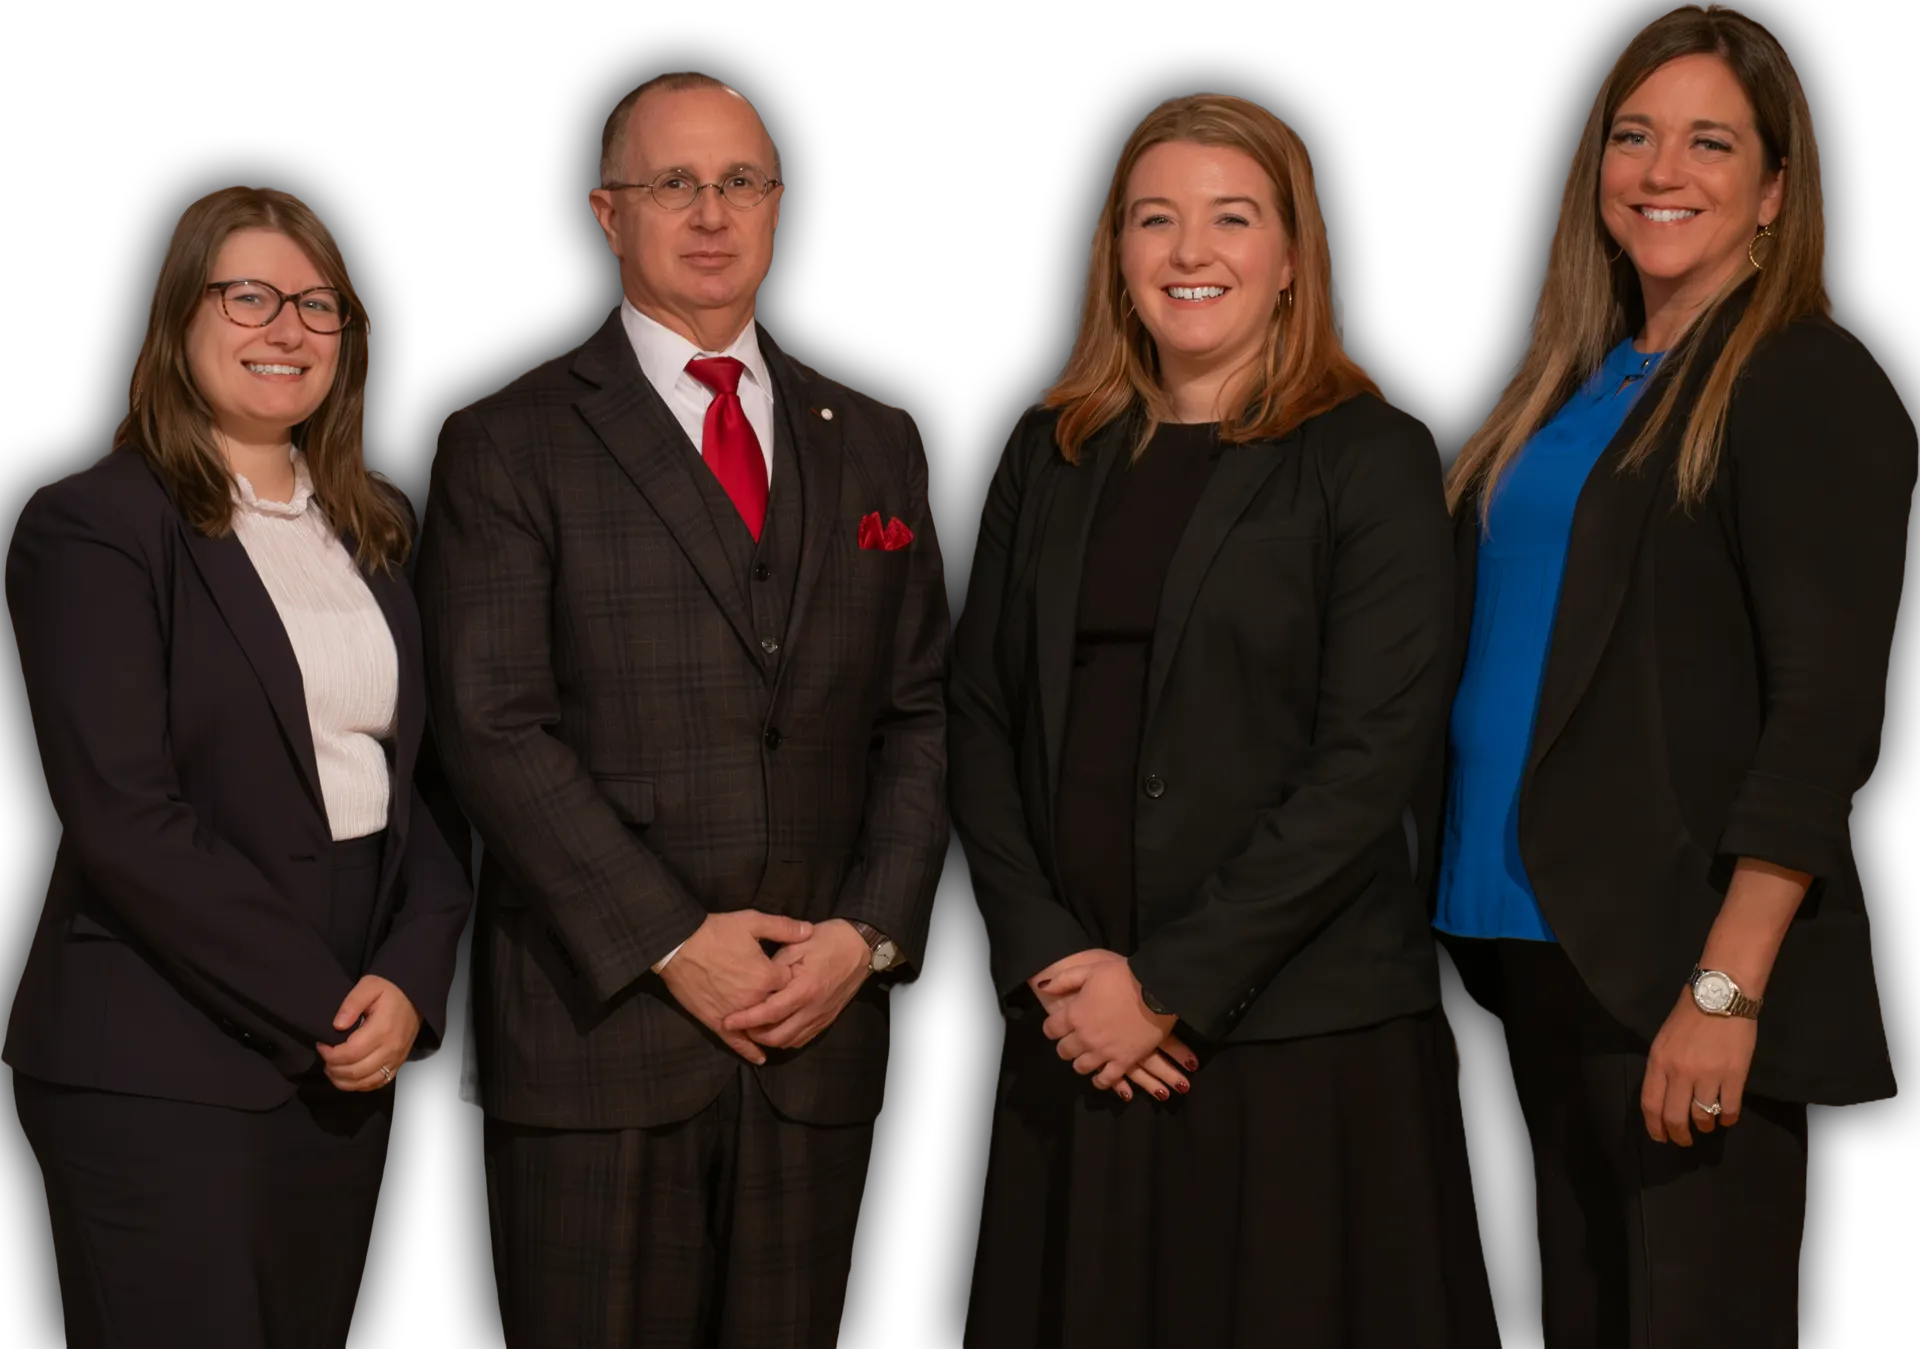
1434, 6, 1915, 1341
4, 185, 471, 1348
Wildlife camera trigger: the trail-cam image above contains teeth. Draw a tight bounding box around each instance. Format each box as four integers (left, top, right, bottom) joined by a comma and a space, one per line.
1639, 208, 1698, 223
1167, 285, 1226, 300
246, 363, 304, 375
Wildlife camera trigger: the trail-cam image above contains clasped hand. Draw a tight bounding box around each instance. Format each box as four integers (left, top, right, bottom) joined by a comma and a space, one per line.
659, 911, 872, 1063
1033, 950, 1196, 1103
317, 974, 420, 1092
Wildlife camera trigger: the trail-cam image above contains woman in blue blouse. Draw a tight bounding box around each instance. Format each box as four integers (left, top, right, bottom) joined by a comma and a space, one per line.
1436, 7, 1915, 1346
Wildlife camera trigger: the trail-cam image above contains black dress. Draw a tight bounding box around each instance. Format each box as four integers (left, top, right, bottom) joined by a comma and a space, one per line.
966, 423, 1498, 1349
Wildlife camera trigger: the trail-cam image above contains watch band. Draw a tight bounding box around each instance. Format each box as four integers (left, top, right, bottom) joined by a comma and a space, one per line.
848, 921, 899, 974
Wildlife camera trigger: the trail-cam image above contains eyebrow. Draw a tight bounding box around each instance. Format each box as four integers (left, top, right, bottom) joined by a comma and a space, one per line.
1129, 195, 1265, 213
1612, 112, 1744, 137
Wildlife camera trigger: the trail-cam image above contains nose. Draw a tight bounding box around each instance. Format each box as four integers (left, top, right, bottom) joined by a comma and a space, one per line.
262, 303, 307, 348
1644, 135, 1688, 190
687, 183, 731, 231
1170, 219, 1211, 269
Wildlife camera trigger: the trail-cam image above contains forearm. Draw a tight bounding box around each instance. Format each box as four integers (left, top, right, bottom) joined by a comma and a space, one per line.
1698, 857, 1812, 997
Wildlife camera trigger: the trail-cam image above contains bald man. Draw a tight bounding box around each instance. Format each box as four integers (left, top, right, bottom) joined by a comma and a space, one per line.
416, 72, 948, 1347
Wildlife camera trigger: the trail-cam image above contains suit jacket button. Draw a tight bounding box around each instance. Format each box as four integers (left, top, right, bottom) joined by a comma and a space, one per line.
753, 563, 772, 581
761, 638, 780, 655
1142, 775, 1166, 799
764, 727, 783, 749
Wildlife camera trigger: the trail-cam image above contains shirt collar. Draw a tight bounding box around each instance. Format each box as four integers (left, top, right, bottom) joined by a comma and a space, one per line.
232, 447, 315, 518
620, 299, 770, 404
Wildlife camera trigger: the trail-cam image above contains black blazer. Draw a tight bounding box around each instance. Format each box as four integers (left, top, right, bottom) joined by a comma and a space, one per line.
950, 396, 1453, 1043
415, 313, 949, 1130
1445, 296, 1916, 1105
3, 450, 472, 1111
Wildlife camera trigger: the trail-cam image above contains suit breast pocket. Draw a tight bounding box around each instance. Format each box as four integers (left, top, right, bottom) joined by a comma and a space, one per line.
593, 775, 656, 830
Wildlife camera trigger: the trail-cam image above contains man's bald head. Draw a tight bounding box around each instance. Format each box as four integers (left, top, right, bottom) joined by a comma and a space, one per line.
599, 72, 781, 187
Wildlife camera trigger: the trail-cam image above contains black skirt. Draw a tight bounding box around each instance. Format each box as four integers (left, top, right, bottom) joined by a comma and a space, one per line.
966, 996, 1500, 1349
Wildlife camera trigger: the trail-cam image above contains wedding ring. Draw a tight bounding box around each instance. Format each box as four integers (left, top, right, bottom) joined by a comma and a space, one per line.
379, 1064, 394, 1083
1691, 1096, 1721, 1117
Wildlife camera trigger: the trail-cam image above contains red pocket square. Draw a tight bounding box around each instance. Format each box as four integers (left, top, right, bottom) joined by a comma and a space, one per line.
858, 511, 914, 551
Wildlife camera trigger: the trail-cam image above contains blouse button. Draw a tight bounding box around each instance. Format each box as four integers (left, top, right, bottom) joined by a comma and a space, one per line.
1142, 775, 1166, 799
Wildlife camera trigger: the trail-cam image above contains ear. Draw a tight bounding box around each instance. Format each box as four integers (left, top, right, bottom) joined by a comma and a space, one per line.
1757, 157, 1786, 230
587, 188, 625, 258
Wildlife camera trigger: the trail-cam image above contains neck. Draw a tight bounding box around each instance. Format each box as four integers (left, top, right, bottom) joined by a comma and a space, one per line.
217, 427, 297, 503
1159, 350, 1256, 424
627, 293, 755, 354
1636, 255, 1754, 353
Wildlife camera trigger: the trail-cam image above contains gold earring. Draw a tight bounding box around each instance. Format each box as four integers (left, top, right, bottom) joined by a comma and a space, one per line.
1748, 224, 1774, 270
1277, 287, 1293, 311
1605, 240, 1625, 264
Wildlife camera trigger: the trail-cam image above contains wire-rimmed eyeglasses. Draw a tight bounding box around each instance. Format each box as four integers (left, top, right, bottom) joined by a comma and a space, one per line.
602, 168, 782, 212
203, 279, 351, 334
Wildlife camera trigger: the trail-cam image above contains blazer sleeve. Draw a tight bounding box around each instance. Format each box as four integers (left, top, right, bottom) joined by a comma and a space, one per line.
5, 477, 356, 1077
414, 407, 710, 1006
949, 413, 1098, 999
1714, 327, 1918, 876
829, 409, 951, 973
1127, 414, 1454, 1039
363, 733, 474, 1057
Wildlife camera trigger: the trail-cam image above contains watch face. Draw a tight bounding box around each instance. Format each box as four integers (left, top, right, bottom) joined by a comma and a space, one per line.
1694, 971, 1736, 1013
872, 940, 900, 972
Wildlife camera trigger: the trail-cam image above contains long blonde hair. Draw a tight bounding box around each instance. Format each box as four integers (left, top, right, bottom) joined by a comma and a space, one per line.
1447, 5, 1826, 515
1046, 93, 1378, 463
116, 186, 413, 569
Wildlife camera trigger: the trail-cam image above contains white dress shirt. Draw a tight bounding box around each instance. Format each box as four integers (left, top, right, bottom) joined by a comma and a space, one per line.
230, 450, 399, 842
620, 299, 777, 475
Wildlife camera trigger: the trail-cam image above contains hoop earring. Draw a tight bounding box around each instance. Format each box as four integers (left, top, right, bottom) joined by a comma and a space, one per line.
1748, 223, 1775, 271
1605, 240, 1625, 264
1277, 287, 1293, 311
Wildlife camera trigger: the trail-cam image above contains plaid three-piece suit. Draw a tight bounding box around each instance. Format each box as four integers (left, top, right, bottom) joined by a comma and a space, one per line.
415, 309, 949, 1347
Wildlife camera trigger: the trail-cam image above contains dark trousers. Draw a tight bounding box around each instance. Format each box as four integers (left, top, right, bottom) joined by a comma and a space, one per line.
485, 1063, 875, 1349
1446, 937, 1807, 1348
14, 1073, 394, 1349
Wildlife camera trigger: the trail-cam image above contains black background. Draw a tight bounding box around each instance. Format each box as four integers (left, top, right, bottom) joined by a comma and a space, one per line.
7, 15, 1912, 1343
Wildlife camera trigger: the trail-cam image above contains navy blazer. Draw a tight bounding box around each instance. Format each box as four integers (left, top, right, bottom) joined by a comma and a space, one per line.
3, 449, 472, 1110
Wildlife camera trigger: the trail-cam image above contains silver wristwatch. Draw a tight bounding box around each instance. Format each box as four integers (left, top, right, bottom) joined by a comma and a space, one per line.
1688, 965, 1763, 1020
849, 921, 901, 974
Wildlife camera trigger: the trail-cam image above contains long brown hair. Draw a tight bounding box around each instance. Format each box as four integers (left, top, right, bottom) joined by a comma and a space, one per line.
115, 186, 412, 568
1046, 93, 1378, 462
1447, 5, 1826, 514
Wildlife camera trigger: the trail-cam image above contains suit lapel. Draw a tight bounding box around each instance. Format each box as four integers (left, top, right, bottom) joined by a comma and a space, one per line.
1142, 432, 1294, 724
180, 528, 327, 820
759, 327, 843, 658
571, 309, 760, 662
1037, 421, 1123, 804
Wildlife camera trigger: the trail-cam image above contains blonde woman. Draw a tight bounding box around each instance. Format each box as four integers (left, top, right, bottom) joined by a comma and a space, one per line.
5, 186, 471, 1347
1435, 6, 1915, 1343
950, 94, 1498, 1347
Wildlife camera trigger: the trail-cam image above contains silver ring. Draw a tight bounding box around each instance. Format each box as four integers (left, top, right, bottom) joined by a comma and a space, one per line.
378, 1064, 394, 1083
1691, 1096, 1722, 1117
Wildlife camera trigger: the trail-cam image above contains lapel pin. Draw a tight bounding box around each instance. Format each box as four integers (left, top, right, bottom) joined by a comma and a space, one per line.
818, 407, 834, 421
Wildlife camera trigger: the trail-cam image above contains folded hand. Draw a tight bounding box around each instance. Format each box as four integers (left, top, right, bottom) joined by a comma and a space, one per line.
318, 975, 420, 1092
658, 910, 813, 1064
722, 919, 872, 1051
1037, 957, 1194, 1101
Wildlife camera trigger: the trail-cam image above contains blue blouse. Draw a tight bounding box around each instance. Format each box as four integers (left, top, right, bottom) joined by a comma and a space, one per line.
1434, 338, 1663, 940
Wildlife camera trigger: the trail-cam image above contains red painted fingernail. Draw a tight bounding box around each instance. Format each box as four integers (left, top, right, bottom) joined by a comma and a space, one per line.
1035, 979, 1051, 990
1174, 1080, 1188, 1094
1155, 1088, 1168, 1101
1184, 1057, 1199, 1071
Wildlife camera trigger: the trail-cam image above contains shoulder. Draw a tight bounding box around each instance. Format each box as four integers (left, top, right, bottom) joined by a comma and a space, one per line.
454, 346, 589, 425
17, 448, 178, 542
778, 352, 922, 447
1300, 392, 1444, 491
1731, 314, 1916, 461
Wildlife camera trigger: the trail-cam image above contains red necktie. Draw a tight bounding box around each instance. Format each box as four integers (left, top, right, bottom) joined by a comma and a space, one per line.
684, 356, 768, 540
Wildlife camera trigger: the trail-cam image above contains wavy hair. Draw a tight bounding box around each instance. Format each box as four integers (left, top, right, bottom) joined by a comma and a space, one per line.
115, 186, 412, 569
1447, 5, 1826, 514
1046, 93, 1378, 462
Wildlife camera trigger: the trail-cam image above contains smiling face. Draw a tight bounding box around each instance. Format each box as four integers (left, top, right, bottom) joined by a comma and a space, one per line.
1119, 140, 1294, 399
183, 228, 340, 448
589, 84, 781, 349
1600, 52, 1784, 315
